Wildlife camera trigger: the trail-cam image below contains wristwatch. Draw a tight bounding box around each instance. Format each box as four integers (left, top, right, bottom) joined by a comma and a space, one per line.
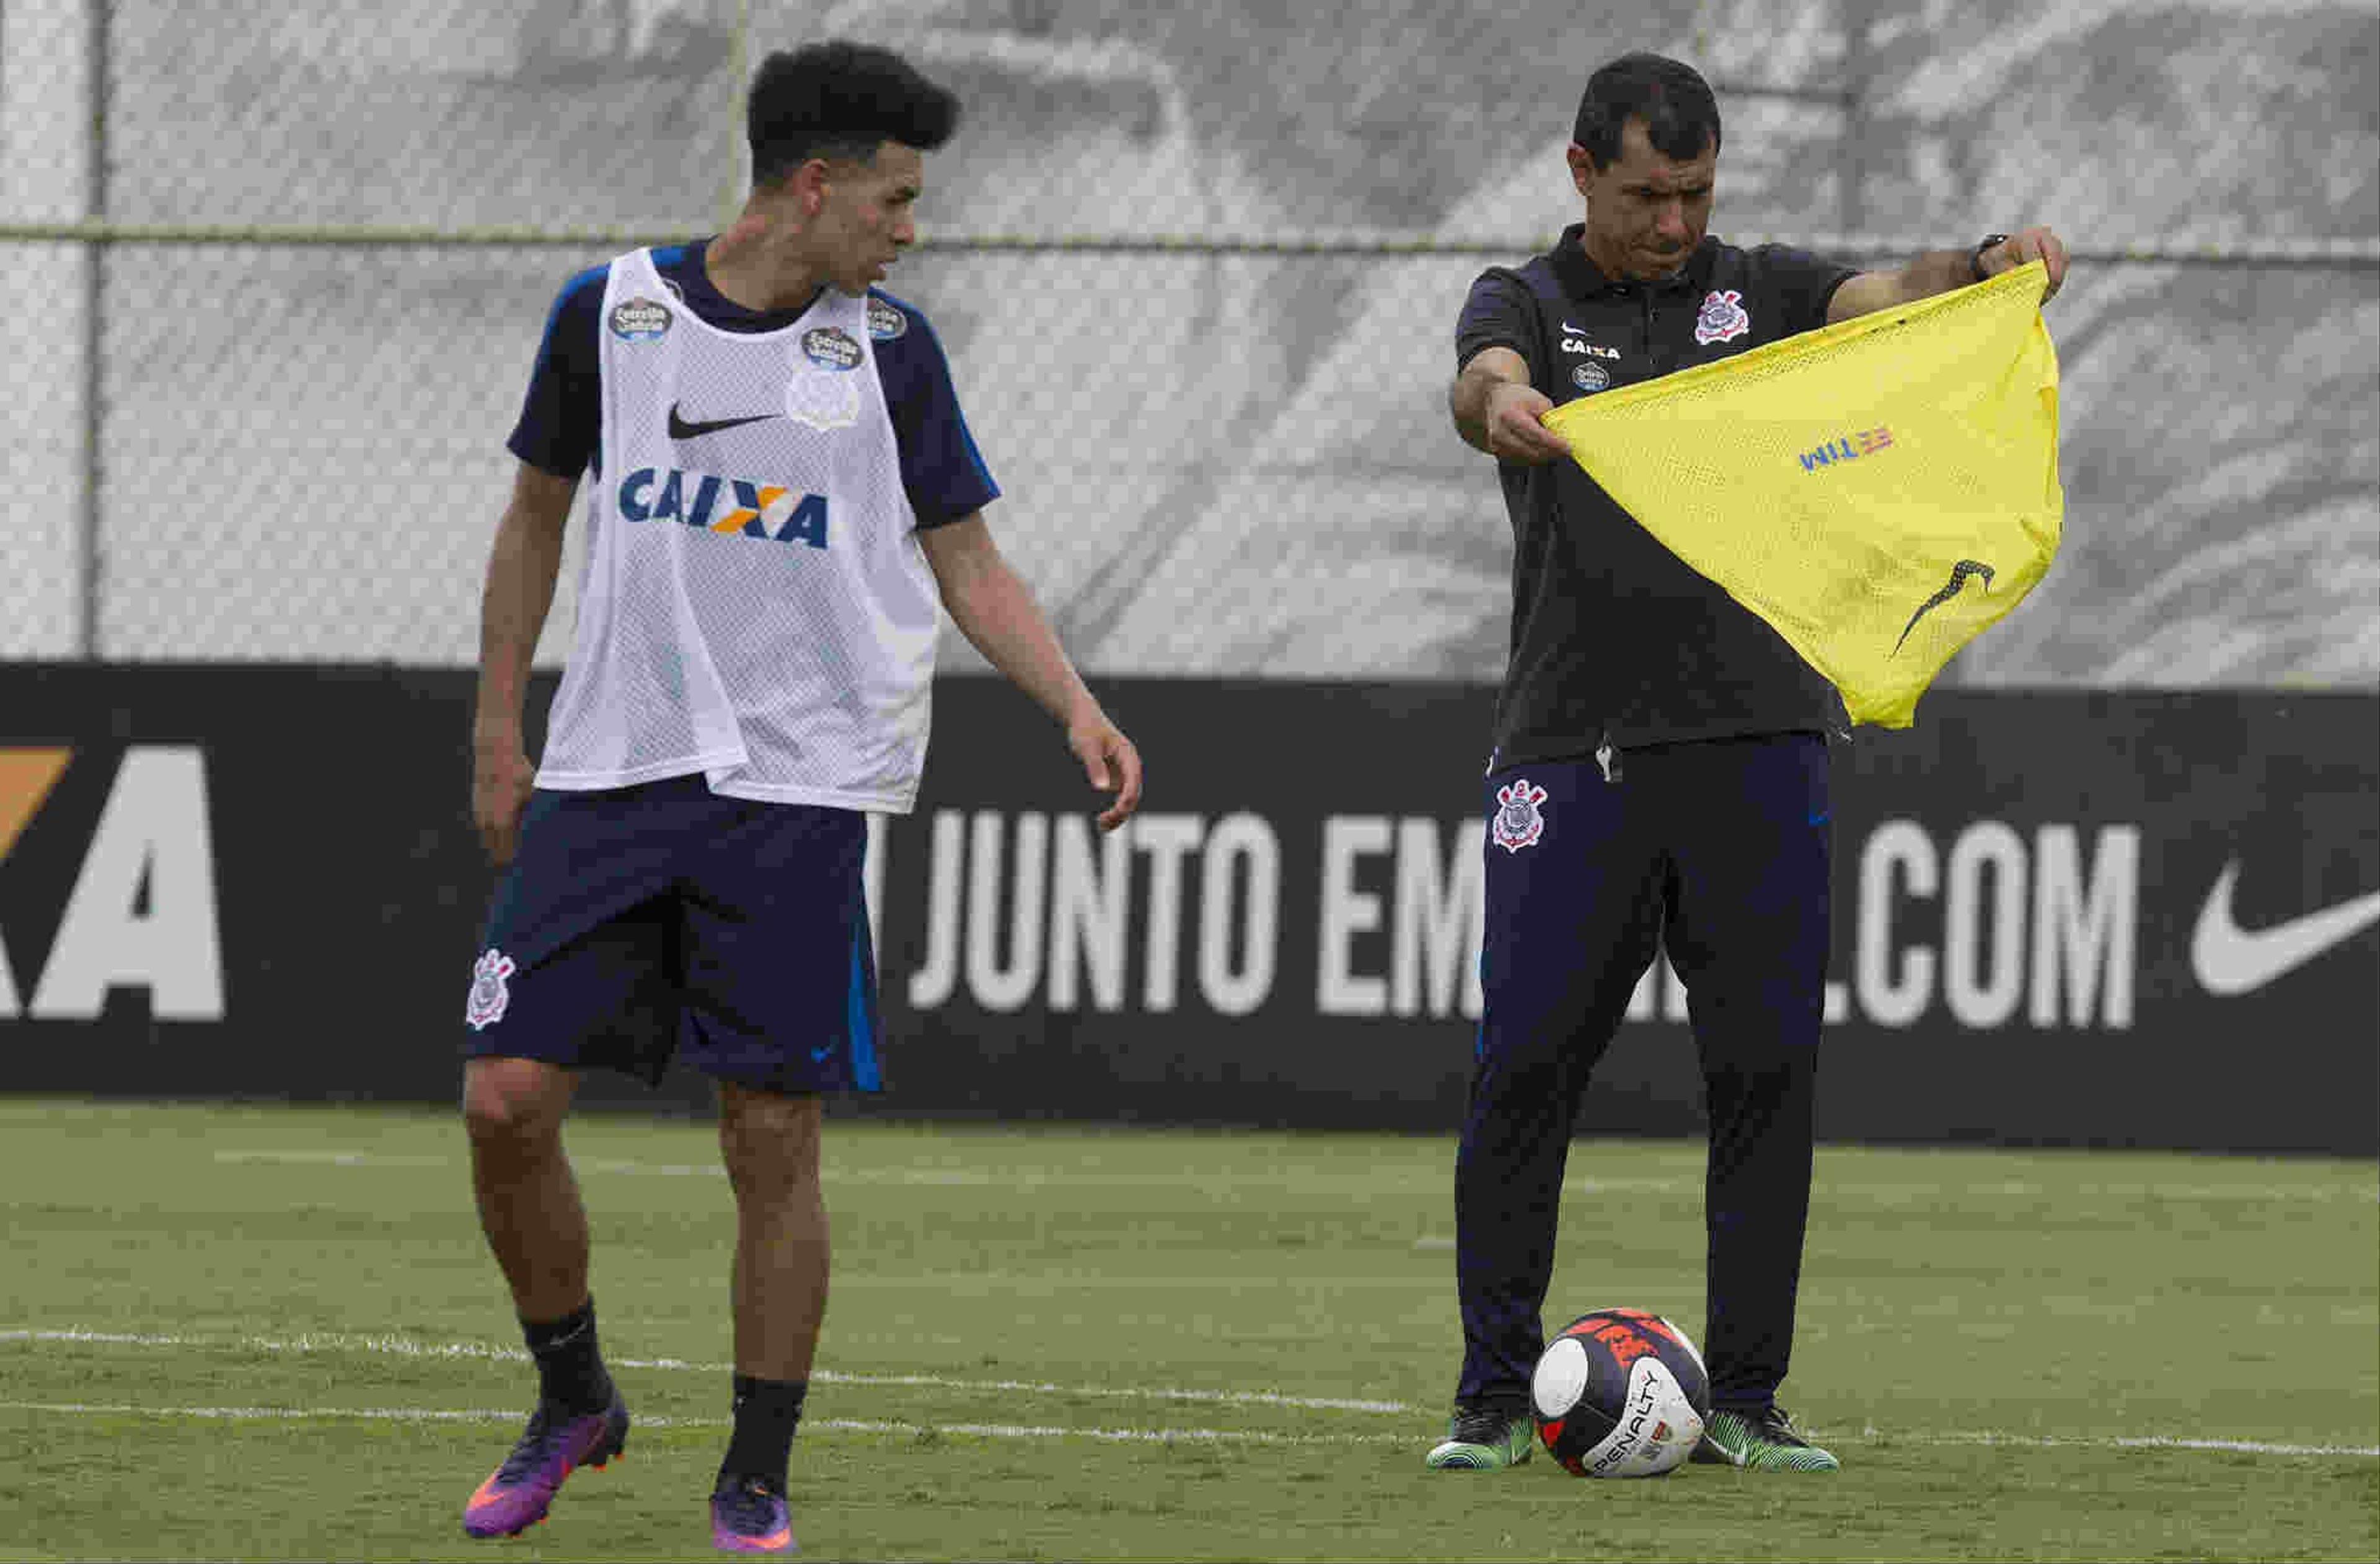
1970, 232, 2012, 283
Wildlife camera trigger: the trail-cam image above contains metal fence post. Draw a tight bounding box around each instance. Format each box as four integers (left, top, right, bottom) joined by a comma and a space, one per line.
79, 0, 108, 661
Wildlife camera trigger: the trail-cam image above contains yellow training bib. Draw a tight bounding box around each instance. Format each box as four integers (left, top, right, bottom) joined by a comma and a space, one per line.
1543, 262, 2062, 728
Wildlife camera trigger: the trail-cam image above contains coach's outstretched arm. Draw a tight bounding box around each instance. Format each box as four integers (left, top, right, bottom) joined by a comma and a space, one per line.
1827, 224, 2070, 322
471, 461, 577, 866
919, 515, 1144, 833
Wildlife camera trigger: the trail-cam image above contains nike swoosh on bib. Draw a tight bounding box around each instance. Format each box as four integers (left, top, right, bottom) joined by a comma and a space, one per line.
668, 404, 776, 440
2190, 860, 2380, 997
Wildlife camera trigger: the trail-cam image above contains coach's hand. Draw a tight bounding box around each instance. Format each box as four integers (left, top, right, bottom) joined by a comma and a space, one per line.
1485, 381, 1572, 466
1979, 225, 2071, 301
473, 730, 539, 866
1069, 711, 1143, 833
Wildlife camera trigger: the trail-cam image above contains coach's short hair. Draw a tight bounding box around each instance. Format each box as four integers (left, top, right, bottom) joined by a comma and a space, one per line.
747, 42, 960, 185
1572, 53, 1721, 169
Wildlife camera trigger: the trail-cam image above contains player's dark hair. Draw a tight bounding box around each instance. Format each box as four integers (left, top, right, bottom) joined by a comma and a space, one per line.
1572, 53, 1721, 169
747, 42, 959, 185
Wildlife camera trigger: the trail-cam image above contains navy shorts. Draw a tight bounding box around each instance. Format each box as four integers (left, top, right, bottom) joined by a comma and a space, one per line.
461, 775, 882, 1094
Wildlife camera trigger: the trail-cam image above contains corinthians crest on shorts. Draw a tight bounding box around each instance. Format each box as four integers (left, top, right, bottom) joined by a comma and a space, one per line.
1492, 779, 1549, 852
1694, 288, 1751, 345
465, 949, 516, 1030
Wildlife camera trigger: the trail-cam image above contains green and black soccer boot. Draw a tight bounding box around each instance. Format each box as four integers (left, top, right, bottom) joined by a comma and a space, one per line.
1424, 1404, 1535, 1470
1691, 1404, 1841, 1471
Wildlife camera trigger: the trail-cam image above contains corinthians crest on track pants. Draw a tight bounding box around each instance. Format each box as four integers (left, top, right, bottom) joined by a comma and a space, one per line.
1455, 732, 1830, 1413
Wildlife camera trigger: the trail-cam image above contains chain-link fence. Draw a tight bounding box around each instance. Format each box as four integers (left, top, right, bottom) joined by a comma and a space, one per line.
5, 0, 2376, 686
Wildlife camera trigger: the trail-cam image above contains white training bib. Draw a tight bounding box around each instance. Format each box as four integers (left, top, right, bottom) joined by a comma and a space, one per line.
537, 249, 941, 811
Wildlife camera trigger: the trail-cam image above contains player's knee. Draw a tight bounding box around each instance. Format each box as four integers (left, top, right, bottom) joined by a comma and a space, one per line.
718, 1086, 821, 1198
461, 1058, 571, 1150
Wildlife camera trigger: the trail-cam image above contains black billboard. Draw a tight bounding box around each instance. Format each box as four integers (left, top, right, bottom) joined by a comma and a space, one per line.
1, 665, 2372, 1154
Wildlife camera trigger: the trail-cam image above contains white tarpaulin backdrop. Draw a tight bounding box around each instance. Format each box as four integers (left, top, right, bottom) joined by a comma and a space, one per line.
2, 0, 2373, 687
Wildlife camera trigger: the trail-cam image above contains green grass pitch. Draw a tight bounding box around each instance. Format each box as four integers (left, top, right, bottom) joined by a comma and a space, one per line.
1, 1097, 2373, 1561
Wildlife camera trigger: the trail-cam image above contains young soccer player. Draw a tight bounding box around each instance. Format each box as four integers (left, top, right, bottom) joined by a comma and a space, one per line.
457, 41, 1141, 1553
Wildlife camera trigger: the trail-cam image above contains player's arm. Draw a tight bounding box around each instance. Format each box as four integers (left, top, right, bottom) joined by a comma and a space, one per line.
1827, 224, 2071, 323
471, 461, 576, 865
919, 515, 1142, 833
1450, 347, 1572, 465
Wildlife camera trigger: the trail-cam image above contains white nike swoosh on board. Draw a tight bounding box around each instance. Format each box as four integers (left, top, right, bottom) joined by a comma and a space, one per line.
2189, 861, 2380, 997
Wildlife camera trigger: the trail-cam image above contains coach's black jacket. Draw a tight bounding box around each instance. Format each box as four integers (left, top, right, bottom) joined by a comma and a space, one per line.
1457, 227, 1859, 766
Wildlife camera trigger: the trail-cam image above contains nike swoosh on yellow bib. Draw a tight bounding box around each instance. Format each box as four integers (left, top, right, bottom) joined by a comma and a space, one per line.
1543, 262, 2063, 728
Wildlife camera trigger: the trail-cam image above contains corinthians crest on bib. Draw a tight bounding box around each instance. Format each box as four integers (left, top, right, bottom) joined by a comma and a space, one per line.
787, 352, 862, 431
1694, 288, 1751, 345
1492, 779, 1549, 853
466, 948, 516, 1030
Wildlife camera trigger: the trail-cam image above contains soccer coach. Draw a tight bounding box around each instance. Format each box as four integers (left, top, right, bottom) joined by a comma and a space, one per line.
1426, 52, 2068, 1473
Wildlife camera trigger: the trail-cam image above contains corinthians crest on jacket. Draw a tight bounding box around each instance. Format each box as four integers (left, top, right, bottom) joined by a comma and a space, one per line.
1695, 288, 1750, 345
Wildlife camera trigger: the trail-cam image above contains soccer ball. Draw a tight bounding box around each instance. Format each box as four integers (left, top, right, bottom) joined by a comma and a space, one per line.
1530, 1309, 1712, 1477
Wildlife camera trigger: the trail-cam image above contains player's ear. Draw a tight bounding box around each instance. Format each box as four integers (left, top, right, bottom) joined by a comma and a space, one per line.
1566, 144, 1597, 197
788, 157, 830, 219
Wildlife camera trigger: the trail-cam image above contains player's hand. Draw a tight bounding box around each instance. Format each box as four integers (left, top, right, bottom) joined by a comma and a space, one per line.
1981, 226, 2070, 301
1067, 711, 1142, 833
472, 730, 538, 867
1484, 381, 1572, 466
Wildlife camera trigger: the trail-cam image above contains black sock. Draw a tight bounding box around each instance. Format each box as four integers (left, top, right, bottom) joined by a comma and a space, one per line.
719, 1374, 807, 1491
522, 1297, 613, 1415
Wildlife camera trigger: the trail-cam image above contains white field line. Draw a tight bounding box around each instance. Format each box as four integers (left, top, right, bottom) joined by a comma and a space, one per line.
0, 1403, 1407, 1446
207, 1147, 2379, 1203
2, 1398, 2371, 1459
1878, 1428, 2380, 1459
6, 1327, 2373, 1459
214, 1147, 1670, 1194
0, 1328, 1409, 1414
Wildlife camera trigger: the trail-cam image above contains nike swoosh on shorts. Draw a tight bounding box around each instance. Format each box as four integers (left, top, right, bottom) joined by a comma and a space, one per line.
2189, 860, 2380, 997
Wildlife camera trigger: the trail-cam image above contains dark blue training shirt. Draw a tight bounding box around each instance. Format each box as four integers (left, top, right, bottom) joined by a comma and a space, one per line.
1456, 229, 1858, 760
508, 241, 998, 529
